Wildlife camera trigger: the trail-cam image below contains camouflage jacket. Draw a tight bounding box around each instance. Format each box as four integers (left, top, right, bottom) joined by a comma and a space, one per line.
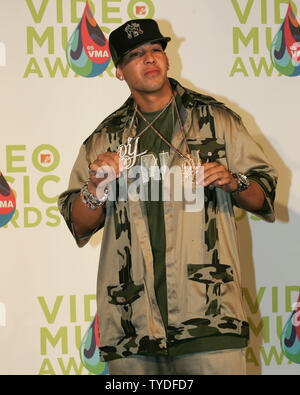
58, 79, 277, 362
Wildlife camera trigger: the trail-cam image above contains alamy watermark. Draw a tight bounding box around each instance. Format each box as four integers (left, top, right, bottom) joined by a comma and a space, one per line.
93, 163, 205, 213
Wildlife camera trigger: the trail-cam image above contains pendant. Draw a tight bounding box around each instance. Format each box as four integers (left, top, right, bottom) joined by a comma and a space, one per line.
117, 136, 148, 170
181, 154, 202, 184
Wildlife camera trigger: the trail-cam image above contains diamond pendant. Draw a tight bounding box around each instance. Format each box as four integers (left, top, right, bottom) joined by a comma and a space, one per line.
117, 137, 147, 170
181, 154, 202, 184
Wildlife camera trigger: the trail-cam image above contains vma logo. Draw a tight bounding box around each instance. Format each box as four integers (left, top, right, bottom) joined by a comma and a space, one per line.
280, 297, 300, 364
290, 42, 300, 63
270, 2, 300, 77
0, 42, 6, 67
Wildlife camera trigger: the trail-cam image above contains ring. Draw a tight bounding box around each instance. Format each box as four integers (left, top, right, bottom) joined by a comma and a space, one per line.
88, 163, 96, 175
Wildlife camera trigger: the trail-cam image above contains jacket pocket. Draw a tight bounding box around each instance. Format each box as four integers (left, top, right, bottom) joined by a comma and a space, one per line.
187, 137, 225, 164
186, 261, 234, 316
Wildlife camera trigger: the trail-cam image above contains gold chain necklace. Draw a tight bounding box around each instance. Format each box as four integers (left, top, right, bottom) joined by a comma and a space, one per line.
117, 97, 173, 170
117, 94, 201, 182
135, 95, 201, 182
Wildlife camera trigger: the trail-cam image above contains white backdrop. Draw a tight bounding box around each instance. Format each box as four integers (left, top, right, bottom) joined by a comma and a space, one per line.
0, 0, 299, 375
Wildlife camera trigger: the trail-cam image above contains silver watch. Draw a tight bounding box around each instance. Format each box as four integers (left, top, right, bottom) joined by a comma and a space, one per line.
231, 172, 249, 195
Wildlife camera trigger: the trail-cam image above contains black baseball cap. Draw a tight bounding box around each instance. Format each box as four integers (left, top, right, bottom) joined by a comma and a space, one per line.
109, 19, 171, 66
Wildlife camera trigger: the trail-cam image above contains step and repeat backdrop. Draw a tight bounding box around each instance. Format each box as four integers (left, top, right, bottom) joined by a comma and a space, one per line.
0, 0, 300, 375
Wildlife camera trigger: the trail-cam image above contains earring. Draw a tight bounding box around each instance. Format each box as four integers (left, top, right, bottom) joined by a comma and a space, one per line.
119, 76, 124, 81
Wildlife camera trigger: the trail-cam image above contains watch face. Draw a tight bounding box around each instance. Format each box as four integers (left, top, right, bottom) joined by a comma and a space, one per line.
231, 172, 249, 195
237, 173, 249, 190
239, 173, 248, 185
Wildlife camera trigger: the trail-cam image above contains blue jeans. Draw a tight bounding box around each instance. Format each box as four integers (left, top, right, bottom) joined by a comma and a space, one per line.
107, 348, 246, 375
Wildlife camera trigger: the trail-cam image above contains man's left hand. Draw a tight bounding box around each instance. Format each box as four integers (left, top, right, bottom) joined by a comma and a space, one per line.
202, 162, 238, 193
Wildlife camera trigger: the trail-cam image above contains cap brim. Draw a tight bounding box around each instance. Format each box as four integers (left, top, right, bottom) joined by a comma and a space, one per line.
116, 36, 171, 65
150, 37, 171, 50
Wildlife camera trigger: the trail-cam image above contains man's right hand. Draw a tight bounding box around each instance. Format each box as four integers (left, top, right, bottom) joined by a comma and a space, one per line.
72, 151, 123, 238
88, 152, 124, 198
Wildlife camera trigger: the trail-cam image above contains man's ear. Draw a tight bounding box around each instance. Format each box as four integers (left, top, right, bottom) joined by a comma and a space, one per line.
115, 66, 124, 81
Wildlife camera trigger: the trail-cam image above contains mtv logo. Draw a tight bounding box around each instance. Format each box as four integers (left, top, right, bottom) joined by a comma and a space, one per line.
290, 42, 300, 63
135, 6, 147, 16
40, 153, 52, 164
0, 42, 6, 67
0, 302, 6, 327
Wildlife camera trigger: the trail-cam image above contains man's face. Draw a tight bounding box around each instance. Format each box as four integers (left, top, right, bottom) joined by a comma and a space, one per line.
116, 42, 169, 95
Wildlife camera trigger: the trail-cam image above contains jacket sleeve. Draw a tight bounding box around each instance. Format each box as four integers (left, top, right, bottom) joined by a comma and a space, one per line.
57, 143, 106, 248
213, 106, 278, 222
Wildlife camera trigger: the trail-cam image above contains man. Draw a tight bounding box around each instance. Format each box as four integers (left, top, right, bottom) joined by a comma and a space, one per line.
58, 19, 277, 375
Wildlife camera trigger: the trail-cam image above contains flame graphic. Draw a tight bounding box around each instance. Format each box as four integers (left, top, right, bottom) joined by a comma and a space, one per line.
270, 2, 300, 77
66, 1, 111, 78
80, 314, 108, 375
0, 171, 16, 228
280, 293, 300, 363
